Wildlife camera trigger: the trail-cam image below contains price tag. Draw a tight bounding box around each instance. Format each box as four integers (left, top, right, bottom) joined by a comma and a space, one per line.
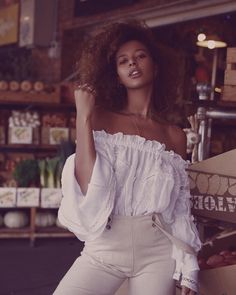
10, 126, 33, 144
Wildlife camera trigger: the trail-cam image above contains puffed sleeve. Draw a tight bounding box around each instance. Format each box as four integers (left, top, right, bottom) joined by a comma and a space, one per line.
170, 160, 202, 292
58, 143, 116, 242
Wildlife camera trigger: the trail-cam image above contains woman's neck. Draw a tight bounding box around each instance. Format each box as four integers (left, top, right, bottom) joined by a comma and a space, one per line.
125, 86, 153, 118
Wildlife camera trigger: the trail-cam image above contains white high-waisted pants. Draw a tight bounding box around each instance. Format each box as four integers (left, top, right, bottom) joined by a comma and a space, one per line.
53, 214, 176, 295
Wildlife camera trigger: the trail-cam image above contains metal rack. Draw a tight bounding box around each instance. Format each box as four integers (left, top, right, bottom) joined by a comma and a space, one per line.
197, 104, 236, 161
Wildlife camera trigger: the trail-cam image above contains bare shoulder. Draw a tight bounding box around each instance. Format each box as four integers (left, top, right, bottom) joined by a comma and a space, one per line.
167, 124, 187, 160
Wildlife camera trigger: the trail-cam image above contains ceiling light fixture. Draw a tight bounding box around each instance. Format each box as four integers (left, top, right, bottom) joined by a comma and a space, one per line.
197, 34, 227, 49
197, 33, 206, 42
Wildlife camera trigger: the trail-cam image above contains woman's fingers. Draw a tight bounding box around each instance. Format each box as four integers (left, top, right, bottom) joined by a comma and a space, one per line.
181, 286, 196, 295
74, 83, 96, 96
181, 286, 188, 295
73, 83, 96, 119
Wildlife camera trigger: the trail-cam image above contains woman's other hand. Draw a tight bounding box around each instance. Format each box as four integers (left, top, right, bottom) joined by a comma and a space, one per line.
74, 84, 96, 120
181, 286, 196, 295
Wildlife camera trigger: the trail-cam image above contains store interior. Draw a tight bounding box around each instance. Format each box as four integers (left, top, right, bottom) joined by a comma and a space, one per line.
0, 1, 235, 294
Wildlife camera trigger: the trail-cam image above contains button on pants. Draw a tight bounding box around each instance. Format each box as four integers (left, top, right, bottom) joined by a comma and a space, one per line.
53, 214, 176, 295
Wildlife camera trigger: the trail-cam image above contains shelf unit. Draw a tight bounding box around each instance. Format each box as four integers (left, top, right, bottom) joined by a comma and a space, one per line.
0, 207, 75, 245
0, 99, 76, 244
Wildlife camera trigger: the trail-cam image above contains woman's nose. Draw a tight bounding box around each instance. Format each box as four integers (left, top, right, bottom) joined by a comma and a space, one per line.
129, 59, 136, 67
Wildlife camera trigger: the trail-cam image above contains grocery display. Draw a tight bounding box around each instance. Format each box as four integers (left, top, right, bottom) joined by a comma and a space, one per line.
0, 100, 76, 244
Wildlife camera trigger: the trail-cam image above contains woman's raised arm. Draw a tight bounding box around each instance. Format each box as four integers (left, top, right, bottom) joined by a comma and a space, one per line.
74, 86, 96, 195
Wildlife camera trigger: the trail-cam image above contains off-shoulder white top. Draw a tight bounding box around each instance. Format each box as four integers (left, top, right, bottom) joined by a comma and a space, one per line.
58, 130, 202, 291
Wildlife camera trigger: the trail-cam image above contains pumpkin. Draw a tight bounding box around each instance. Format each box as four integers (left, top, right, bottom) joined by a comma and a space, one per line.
33, 81, 44, 92
4, 211, 29, 228
0, 80, 8, 91
9, 81, 20, 91
20, 80, 32, 92
35, 212, 56, 227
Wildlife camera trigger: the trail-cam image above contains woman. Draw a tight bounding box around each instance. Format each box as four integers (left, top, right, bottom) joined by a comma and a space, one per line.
54, 21, 201, 295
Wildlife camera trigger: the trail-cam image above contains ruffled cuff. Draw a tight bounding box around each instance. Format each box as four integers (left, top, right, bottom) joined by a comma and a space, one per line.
58, 152, 115, 241
172, 247, 200, 292
182, 253, 200, 273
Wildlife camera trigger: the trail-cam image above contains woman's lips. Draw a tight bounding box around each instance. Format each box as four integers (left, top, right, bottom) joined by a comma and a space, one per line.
129, 69, 142, 78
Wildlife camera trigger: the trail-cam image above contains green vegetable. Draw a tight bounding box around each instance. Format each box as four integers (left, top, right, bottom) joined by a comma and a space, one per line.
38, 159, 47, 188
13, 159, 39, 187
46, 157, 59, 188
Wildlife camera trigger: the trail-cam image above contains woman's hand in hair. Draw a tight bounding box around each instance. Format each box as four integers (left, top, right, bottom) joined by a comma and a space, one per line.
74, 84, 96, 121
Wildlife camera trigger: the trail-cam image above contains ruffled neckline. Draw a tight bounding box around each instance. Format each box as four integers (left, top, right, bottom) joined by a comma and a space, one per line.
93, 129, 188, 164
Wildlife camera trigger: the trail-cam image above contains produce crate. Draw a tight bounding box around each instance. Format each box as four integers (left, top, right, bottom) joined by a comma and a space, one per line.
41, 127, 69, 145
40, 188, 62, 208
188, 149, 236, 224
16, 188, 40, 207
0, 187, 17, 207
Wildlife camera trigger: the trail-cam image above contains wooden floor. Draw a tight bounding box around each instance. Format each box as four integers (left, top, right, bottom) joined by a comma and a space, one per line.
0, 237, 83, 295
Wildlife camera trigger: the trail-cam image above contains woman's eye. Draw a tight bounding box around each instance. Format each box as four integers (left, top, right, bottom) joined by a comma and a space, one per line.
118, 58, 128, 65
136, 53, 146, 59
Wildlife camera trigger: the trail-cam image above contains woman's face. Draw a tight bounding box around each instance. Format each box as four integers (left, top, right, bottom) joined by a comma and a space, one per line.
115, 40, 156, 90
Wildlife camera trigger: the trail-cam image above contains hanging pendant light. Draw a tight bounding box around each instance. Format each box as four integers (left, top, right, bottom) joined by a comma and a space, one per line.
197, 34, 227, 49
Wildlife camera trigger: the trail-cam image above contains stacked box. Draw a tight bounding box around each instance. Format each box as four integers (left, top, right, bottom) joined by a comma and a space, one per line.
222, 47, 236, 102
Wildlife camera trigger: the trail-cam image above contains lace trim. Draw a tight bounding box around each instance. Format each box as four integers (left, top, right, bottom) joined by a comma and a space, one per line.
181, 276, 198, 286
93, 130, 189, 164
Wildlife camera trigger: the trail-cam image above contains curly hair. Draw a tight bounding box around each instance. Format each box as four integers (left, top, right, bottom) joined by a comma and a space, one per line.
76, 20, 174, 119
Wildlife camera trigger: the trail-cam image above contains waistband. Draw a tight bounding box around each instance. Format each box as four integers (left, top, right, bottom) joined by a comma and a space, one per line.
108, 213, 196, 256
110, 213, 153, 220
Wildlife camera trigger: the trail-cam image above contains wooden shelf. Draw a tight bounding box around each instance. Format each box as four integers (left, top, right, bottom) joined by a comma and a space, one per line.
0, 144, 59, 153
34, 226, 74, 238
0, 100, 75, 111
0, 227, 31, 238
0, 207, 75, 244
0, 227, 74, 239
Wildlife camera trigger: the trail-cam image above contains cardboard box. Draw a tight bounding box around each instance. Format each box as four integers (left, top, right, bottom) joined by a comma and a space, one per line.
41, 188, 62, 208
199, 264, 236, 295
226, 47, 236, 64
17, 188, 40, 207
0, 187, 17, 207
221, 85, 236, 102
224, 70, 236, 86
188, 149, 236, 224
